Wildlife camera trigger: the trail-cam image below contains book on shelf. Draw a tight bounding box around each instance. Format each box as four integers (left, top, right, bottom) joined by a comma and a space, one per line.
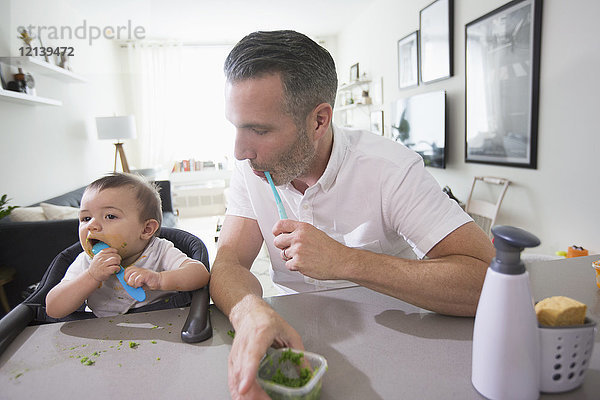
171, 159, 218, 173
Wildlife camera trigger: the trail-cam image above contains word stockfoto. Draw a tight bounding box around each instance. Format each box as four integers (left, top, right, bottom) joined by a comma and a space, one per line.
18, 20, 146, 45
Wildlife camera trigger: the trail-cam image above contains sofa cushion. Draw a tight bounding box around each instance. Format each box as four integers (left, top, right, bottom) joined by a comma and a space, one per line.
41, 203, 80, 220
9, 207, 47, 222
34, 186, 87, 208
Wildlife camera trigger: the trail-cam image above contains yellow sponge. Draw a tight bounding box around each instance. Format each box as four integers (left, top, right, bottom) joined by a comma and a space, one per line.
535, 296, 587, 327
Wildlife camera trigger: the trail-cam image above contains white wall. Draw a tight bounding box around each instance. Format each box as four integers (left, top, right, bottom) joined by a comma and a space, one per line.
0, 0, 131, 205
2, 0, 598, 256
334, 0, 600, 255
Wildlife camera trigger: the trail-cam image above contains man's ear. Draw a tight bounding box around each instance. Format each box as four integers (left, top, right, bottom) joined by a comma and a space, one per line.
310, 102, 333, 141
141, 219, 160, 239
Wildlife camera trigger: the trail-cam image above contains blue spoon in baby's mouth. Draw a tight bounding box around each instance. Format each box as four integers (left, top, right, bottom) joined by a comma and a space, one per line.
91, 241, 146, 302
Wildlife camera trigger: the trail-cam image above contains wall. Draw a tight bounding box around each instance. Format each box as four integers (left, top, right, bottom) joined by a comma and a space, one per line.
334, 0, 600, 255
0, 0, 131, 206
2, 0, 598, 255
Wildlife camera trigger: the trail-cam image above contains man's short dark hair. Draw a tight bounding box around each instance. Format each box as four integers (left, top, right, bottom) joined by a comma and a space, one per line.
86, 173, 162, 235
224, 30, 338, 125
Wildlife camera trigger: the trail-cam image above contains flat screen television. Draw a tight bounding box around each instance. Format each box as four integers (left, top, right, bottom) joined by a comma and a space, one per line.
391, 90, 447, 168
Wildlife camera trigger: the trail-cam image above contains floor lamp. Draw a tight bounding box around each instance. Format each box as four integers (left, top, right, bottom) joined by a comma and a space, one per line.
96, 116, 137, 173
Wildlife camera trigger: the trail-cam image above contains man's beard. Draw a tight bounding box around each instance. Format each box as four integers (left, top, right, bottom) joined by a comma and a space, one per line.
251, 124, 316, 186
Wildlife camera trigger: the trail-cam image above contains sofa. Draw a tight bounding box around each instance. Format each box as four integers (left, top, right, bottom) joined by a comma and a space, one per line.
0, 180, 177, 311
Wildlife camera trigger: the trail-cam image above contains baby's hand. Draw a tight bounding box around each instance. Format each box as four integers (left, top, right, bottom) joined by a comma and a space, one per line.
124, 267, 162, 290
89, 248, 121, 282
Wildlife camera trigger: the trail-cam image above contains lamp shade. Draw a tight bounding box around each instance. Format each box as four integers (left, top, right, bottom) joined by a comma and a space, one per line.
96, 115, 137, 140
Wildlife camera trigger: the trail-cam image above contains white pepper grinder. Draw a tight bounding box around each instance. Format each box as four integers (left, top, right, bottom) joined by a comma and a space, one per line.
472, 225, 541, 400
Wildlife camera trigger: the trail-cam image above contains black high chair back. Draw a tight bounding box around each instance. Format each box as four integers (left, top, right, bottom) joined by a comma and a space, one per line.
0, 227, 212, 355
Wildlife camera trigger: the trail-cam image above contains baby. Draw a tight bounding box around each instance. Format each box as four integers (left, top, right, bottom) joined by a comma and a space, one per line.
46, 173, 210, 318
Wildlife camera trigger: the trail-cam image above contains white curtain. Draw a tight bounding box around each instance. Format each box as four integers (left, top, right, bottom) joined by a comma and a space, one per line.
127, 42, 234, 171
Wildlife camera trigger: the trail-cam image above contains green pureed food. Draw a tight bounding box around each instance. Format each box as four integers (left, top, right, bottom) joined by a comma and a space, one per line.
258, 348, 326, 400
269, 349, 313, 388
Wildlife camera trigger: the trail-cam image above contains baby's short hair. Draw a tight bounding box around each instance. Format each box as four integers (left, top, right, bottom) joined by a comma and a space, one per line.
86, 173, 162, 235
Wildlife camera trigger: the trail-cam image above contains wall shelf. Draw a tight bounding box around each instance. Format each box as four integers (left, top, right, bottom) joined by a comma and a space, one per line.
335, 77, 376, 128
338, 79, 371, 91
0, 56, 86, 83
0, 56, 86, 106
0, 89, 62, 106
336, 103, 371, 112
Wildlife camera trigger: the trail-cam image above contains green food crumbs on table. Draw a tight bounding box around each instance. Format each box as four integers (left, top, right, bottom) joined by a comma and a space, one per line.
227, 330, 236, 339
80, 356, 95, 366
129, 341, 139, 349
156, 357, 161, 361
151, 340, 157, 344
14, 373, 23, 379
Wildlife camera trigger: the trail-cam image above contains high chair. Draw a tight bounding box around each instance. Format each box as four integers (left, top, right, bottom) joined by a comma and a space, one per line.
0, 227, 212, 355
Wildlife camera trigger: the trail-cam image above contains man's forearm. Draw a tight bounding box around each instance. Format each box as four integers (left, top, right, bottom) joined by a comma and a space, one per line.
210, 252, 264, 318
339, 222, 493, 316
345, 249, 488, 316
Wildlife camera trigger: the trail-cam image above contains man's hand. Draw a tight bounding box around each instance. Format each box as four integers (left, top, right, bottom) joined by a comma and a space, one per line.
228, 295, 304, 400
88, 248, 121, 281
124, 266, 162, 290
272, 219, 354, 280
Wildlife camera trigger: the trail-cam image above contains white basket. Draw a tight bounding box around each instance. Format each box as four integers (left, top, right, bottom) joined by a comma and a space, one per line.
539, 318, 597, 393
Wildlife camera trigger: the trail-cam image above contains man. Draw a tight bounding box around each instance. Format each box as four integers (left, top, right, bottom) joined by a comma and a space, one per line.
210, 30, 494, 399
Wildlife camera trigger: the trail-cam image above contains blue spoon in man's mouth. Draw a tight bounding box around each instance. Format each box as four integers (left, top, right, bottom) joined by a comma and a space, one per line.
264, 171, 288, 219
91, 241, 146, 302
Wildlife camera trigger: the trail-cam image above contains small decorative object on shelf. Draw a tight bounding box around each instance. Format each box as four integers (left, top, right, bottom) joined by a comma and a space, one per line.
24, 72, 36, 95
350, 63, 359, 82
58, 54, 72, 71
17, 28, 34, 51
7, 68, 27, 92
359, 90, 372, 105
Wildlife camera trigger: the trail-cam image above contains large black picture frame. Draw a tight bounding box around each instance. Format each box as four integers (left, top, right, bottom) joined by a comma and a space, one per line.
419, 0, 453, 84
465, 0, 543, 168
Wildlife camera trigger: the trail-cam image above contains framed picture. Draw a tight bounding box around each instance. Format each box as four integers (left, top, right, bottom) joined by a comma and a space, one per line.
465, 0, 542, 168
0, 64, 6, 90
419, 0, 453, 83
397, 31, 419, 89
370, 110, 384, 135
350, 63, 359, 82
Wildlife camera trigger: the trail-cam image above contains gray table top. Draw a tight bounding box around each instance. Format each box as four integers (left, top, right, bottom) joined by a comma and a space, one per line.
1, 255, 598, 399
